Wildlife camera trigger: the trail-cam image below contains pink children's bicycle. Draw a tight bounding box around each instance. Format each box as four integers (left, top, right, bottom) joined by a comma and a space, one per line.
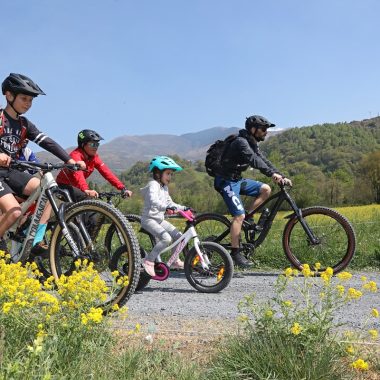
125, 209, 234, 293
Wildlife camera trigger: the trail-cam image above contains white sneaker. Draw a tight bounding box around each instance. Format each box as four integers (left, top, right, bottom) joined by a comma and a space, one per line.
143, 260, 156, 277
171, 259, 184, 270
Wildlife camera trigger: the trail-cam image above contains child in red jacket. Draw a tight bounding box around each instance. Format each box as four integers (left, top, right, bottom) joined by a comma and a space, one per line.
56, 129, 132, 201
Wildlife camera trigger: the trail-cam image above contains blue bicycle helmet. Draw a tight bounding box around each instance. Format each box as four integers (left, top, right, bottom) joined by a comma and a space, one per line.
149, 156, 183, 172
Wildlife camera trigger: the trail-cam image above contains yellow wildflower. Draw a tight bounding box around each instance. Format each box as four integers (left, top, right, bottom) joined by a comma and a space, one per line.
336, 285, 345, 296
351, 358, 369, 371
363, 281, 377, 293
284, 267, 293, 277
301, 264, 313, 277
314, 262, 321, 270
346, 345, 354, 355
371, 308, 379, 318
238, 314, 249, 322
290, 322, 302, 335
283, 300, 293, 307
321, 267, 333, 283
112, 303, 120, 311
265, 310, 274, 318
368, 329, 378, 339
337, 271, 352, 281
347, 288, 362, 300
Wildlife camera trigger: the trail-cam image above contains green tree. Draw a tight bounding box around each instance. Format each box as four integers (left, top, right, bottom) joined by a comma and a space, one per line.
358, 151, 380, 203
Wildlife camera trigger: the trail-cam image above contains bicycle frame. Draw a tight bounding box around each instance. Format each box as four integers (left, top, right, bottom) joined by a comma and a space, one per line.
152, 210, 210, 281
6, 161, 86, 263
245, 184, 319, 246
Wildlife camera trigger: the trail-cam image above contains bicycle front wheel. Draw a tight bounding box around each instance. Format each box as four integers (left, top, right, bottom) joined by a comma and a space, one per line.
49, 200, 141, 311
184, 241, 233, 293
112, 214, 155, 291
283, 207, 356, 274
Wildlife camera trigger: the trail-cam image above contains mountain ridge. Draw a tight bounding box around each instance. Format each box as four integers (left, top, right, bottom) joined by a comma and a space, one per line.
35, 116, 380, 173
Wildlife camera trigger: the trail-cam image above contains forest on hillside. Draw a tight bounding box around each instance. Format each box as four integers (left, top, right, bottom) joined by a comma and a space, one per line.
89, 119, 380, 215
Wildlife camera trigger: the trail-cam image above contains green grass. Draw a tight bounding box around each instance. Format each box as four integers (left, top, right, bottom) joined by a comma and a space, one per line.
168, 204, 380, 271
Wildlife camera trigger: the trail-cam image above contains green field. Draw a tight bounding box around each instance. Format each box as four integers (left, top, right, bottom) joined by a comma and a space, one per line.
167, 204, 380, 271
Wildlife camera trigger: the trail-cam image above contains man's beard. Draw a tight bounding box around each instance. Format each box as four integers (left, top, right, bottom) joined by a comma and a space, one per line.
253, 132, 265, 142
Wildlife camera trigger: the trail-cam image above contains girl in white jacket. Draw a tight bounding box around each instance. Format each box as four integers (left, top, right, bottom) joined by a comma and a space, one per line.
140, 156, 188, 277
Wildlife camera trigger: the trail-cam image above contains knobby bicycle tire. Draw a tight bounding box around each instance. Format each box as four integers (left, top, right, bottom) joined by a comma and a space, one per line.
190, 213, 256, 258
190, 213, 232, 248
184, 241, 233, 293
282, 206, 356, 274
107, 214, 156, 291
49, 200, 141, 311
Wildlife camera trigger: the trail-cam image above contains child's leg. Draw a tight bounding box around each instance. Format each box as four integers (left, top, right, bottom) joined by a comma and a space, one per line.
160, 221, 184, 268
141, 219, 173, 262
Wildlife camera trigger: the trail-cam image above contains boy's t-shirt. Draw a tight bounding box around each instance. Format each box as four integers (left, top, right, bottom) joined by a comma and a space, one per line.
56, 147, 124, 192
0, 109, 70, 162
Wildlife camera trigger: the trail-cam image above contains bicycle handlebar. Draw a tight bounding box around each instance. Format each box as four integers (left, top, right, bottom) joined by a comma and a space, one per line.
98, 191, 121, 199
10, 160, 82, 172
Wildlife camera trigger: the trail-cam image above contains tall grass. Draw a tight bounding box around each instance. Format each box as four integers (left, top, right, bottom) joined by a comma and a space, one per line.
207, 267, 379, 379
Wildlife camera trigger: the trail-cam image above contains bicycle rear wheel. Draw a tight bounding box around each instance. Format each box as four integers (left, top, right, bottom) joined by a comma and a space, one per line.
49, 200, 141, 311
283, 206, 356, 274
184, 241, 233, 293
190, 213, 232, 249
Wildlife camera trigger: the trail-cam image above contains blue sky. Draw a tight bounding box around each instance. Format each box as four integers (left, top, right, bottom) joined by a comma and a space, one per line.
1, 0, 379, 151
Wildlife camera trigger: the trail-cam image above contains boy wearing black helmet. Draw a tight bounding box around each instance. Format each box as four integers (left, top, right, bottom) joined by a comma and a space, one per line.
56, 129, 132, 200
0, 73, 85, 255
213, 115, 292, 268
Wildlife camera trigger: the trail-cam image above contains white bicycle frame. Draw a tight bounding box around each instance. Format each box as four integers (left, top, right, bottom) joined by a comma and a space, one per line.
6, 162, 82, 263
7, 172, 56, 262
156, 221, 211, 270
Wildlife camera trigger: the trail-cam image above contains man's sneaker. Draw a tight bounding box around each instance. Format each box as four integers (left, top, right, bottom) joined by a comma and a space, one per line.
30, 242, 49, 260
231, 251, 252, 269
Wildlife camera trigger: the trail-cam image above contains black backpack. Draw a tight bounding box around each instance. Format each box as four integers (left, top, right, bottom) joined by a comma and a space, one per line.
205, 134, 237, 177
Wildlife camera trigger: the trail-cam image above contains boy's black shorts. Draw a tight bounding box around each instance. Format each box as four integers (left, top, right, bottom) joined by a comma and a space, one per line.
0, 168, 34, 198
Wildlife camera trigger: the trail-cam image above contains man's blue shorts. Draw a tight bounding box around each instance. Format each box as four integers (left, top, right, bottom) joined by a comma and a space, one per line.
214, 177, 263, 216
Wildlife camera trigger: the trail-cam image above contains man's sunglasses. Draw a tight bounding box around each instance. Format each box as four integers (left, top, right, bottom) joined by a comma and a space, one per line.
88, 142, 100, 148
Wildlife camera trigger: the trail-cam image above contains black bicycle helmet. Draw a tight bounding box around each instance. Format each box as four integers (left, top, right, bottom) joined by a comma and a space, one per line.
245, 115, 275, 130
2, 73, 46, 97
77, 129, 104, 147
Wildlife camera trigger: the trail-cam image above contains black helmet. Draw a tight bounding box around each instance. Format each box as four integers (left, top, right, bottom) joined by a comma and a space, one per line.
245, 115, 275, 130
2, 73, 46, 97
77, 129, 104, 147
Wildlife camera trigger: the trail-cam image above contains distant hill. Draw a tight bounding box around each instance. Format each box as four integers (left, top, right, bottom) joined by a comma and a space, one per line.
36, 126, 242, 171
262, 116, 380, 175
35, 116, 380, 177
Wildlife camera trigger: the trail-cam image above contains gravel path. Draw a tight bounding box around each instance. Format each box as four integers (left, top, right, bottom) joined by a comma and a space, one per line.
115, 270, 380, 336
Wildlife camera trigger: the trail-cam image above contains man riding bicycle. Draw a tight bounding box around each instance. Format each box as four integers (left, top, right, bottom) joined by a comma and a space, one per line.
213, 115, 292, 268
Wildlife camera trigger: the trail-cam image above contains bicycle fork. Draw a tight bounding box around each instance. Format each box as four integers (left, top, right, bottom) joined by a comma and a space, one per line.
48, 188, 94, 259
287, 197, 320, 245
193, 236, 212, 269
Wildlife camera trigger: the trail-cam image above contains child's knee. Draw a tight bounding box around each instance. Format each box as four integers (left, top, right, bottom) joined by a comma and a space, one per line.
162, 233, 173, 246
